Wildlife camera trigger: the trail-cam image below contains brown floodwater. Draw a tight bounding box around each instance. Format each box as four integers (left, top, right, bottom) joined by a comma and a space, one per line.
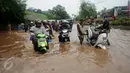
0, 31, 25, 58
0, 25, 130, 73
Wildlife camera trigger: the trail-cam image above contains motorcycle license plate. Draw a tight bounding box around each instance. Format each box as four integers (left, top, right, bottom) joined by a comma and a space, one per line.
39, 38, 46, 42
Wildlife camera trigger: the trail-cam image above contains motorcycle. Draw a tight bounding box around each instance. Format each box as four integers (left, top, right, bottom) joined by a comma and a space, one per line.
33, 33, 49, 52
59, 29, 70, 43
86, 25, 110, 49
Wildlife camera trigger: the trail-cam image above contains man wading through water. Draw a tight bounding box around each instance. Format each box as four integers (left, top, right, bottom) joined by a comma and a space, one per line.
77, 19, 87, 45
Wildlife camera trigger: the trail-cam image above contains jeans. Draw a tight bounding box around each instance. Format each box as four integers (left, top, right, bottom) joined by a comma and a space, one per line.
32, 36, 38, 51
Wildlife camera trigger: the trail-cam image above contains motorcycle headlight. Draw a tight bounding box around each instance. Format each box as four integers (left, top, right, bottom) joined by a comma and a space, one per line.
62, 29, 68, 33
41, 44, 46, 47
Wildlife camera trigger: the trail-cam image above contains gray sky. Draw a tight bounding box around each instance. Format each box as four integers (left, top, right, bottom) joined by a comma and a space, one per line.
27, 0, 128, 15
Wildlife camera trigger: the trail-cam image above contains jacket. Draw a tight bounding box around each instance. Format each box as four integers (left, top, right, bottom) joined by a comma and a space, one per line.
30, 26, 48, 36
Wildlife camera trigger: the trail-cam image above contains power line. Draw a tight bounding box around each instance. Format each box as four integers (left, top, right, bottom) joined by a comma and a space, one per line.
94, 0, 108, 4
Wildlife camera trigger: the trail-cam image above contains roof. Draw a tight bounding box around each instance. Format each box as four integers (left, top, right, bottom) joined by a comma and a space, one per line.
114, 6, 127, 10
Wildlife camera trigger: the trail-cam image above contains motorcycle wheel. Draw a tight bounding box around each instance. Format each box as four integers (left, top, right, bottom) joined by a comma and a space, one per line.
33, 42, 38, 52
107, 39, 110, 46
62, 38, 65, 42
67, 37, 70, 42
46, 45, 49, 50
59, 35, 63, 42
63, 37, 69, 42
37, 47, 48, 53
90, 39, 96, 46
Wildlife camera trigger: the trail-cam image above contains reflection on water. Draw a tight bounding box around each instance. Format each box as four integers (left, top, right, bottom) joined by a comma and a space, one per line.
0, 31, 25, 58
77, 45, 109, 67
93, 49, 109, 67
59, 43, 70, 54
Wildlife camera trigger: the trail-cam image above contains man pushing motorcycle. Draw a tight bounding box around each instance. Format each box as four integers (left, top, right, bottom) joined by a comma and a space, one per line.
85, 16, 110, 49
77, 19, 87, 45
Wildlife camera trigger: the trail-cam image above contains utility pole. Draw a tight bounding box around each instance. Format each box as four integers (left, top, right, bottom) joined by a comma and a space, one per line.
128, 0, 130, 18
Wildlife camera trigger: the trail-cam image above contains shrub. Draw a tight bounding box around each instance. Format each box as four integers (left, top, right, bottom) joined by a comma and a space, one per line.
111, 18, 130, 25
110, 20, 120, 25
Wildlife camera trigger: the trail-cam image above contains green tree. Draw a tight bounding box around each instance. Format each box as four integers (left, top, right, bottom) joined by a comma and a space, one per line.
0, 0, 26, 29
51, 5, 70, 19
78, 1, 97, 19
27, 5, 70, 20
100, 8, 107, 17
37, 9, 42, 13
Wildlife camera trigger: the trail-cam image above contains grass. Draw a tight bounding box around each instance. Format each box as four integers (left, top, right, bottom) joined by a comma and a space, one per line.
25, 11, 48, 20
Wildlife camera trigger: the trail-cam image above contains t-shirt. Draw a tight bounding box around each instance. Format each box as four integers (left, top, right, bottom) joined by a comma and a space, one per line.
30, 26, 48, 36
77, 23, 86, 36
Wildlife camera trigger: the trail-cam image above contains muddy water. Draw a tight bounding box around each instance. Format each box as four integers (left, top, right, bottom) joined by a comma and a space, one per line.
0, 31, 25, 58
0, 25, 130, 73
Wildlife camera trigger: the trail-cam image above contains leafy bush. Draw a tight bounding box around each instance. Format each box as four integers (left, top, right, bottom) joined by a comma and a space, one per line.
78, 1, 97, 19
111, 18, 130, 25
110, 20, 120, 25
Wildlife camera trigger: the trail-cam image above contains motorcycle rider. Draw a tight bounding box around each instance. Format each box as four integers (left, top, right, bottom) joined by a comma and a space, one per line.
94, 17, 110, 46
30, 20, 48, 51
58, 21, 70, 31
102, 19, 110, 45
95, 17, 110, 33
58, 20, 71, 42
47, 21, 54, 37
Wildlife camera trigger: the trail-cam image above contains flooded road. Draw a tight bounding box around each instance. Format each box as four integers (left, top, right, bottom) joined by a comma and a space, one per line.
0, 25, 130, 73
0, 31, 25, 58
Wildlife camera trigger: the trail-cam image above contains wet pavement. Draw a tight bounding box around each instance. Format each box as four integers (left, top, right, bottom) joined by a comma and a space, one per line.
0, 25, 130, 73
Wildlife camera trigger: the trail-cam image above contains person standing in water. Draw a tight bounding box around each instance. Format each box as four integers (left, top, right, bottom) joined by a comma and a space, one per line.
77, 19, 86, 45
24, 24, 28, 32
8, 23, 11, 31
